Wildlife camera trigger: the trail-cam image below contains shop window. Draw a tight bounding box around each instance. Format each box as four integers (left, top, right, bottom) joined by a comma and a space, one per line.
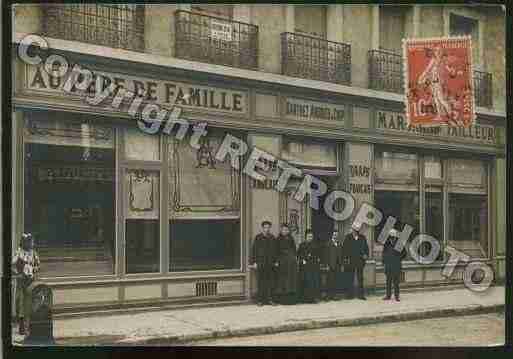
23, 114, 116, 277
448, 159, 488, 258
125, 169, 160, 274
374, 150, 419, 262
294, 5, 327, 38
168, 130, 241, 271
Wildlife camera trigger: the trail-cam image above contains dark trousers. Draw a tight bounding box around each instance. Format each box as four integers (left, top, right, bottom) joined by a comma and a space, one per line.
386, 272, 400, 299
346, 266, 364, 298
256, 267, 274, 303
327, 269, 339, 298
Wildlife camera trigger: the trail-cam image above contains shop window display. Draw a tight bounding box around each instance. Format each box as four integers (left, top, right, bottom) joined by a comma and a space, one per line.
23, 115, 116, 277
168, 130, 241, 271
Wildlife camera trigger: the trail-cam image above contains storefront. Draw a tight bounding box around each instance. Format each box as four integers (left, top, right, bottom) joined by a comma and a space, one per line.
12, 46, 506, 313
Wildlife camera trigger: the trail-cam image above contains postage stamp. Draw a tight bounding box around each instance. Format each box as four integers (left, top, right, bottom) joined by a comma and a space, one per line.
403, 36, 476, 128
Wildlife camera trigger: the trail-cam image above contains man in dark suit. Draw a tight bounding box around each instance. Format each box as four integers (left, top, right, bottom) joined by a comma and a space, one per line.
342, 222, 369, 300
321, 229, 343, 301
383, 229, 407, 301
250, 220, 279, 306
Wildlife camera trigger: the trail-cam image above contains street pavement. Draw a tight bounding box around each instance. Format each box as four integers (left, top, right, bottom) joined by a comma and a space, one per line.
189, 313, 505, 346
12, 285, 505, 346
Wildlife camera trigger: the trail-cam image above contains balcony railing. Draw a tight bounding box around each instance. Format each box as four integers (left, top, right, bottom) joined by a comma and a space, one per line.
281, 32, 351, 85
370, 49, 494, 109
174, 10, 258, 70
42, 4, 145, 52
474, 70, 493, 108
368, 49, 404, 94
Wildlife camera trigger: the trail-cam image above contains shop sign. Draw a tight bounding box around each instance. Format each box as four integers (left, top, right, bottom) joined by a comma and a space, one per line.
285, 97, 345, 123
37, 165, 115, 182
349, 165, 372, 194
24, 64, 247, 114
376, 110, 500, 145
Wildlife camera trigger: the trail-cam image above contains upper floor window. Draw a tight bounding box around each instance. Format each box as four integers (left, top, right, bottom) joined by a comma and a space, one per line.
190, 4, 233, 19
450, 13, 479, 67
379, 5, 406, 54
294, 5, 327, 39
42, 4, 145, 52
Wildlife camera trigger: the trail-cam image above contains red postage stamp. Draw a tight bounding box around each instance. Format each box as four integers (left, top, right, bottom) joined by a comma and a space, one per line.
404, 36, 476, 128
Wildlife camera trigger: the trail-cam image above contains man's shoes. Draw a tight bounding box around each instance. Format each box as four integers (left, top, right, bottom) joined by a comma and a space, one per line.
383, 296, 391, 300
257, 302, 264, 306
358, 296, 367, 300
270, 301, 278, 306
395, 297, 401, 302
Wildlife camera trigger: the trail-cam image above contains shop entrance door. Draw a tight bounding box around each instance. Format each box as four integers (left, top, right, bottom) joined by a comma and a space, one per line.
310, 176, 336, 241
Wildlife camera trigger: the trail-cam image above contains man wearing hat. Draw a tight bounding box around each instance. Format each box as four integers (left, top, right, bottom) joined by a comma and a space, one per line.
12, 233, 40, 335
341, 222, 369, 300
250, 220, 279, 306
382, 229, 407, 301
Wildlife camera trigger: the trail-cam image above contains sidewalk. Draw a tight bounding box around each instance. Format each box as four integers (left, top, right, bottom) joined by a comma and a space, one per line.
13, 286, 505, 346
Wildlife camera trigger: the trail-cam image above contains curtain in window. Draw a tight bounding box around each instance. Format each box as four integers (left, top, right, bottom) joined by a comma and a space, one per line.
24, 118, 114, 149
281, 140, 337, 169
376, 152, 418, 182
168, 133, 240, 218
448, 159, 485, 186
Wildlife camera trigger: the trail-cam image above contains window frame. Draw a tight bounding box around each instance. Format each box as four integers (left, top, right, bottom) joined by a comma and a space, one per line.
374, 146, 492, 267
20, 111, 119, 281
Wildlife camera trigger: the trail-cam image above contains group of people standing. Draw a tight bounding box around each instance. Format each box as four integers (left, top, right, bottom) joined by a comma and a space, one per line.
251, 220, 407, 306
251, 220, 377, 306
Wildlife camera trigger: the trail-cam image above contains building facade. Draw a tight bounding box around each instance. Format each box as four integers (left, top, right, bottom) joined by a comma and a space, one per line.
12, 4, 506, 313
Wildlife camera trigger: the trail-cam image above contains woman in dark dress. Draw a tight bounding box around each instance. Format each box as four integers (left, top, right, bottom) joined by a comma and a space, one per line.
297, 229, 322, 303
274, 224, 298, 305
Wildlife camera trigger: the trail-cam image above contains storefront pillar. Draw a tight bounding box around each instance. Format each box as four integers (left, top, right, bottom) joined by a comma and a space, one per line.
246, 133, 282, 298
344, 141, 376, 292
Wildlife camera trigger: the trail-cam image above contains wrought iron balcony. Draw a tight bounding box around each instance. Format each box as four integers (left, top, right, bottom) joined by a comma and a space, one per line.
174, 10, 258, 70
473, 70, 493, 108
41, 4, 145, 52
368, 49, 404, 94
281, 32, 351, 85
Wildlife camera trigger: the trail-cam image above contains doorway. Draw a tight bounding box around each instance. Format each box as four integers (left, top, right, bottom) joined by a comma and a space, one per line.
310, 176, 336, 241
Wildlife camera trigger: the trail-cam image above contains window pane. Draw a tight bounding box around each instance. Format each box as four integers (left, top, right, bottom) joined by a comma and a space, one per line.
425, 190, 443, 260
448, 193, 488, 258
294, 5, 327, 38
424, 156, 442, 179
449, 159, 485, 186
24, 116, 115, 277
125, 170, 160, 273
374, 190, 420, 262
169, 219, 240, 271
376, 151, 418, 181
124, 127, 160, 161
